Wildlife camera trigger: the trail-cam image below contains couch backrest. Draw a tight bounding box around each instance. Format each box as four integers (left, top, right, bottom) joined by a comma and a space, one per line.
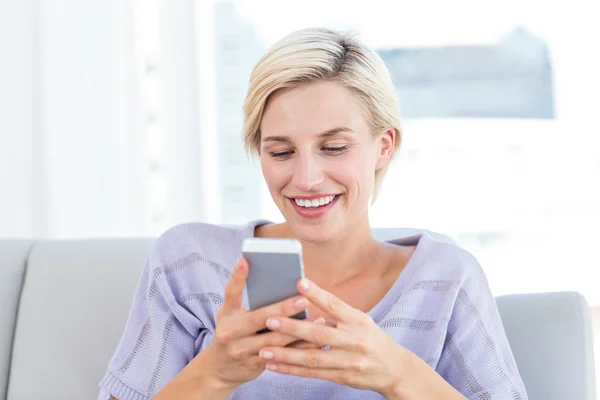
0, 231, 596, 400
0, 241, 34, 400
497, 291, 597, 400
5, 239, 154, 400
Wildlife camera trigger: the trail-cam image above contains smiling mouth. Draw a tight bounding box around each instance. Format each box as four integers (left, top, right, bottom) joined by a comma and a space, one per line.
291, 195, 338, 209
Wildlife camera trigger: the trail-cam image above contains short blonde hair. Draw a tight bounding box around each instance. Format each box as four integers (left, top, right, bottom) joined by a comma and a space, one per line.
243, 27, 402, 201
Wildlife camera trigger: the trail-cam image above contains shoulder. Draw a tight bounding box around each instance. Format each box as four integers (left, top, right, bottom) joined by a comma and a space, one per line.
398, 232, 488, 290
389, 233, 498, 326
146, 221, 260, 276
425, 234, 484, 280
416, 235, 497, 317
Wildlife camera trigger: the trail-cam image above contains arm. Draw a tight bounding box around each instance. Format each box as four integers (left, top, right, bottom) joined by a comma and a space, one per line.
97, 241, 210, 399
435, 260, 528, 399
100, 249, 313, 400
151, 348, 236, 400
383, 355, 465, 400
104, 317, 234, 400
113, 369, 234, 400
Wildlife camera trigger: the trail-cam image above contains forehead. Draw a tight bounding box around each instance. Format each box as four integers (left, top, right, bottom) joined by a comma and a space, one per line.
260, 81, 368, 138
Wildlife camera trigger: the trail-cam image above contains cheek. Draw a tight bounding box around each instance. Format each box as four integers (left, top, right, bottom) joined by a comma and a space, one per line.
261, 157, 288, 192
330, 151, 376, 188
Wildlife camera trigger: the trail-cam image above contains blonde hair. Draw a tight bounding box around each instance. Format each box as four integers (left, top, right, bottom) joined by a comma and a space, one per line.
243, 27, 402, 201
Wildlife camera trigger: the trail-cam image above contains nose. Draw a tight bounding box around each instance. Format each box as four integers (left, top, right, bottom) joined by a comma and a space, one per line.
291, 153, 325, 192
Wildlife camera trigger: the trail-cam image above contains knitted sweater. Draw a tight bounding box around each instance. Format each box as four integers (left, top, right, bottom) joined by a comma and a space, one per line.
98, 220, 528, 399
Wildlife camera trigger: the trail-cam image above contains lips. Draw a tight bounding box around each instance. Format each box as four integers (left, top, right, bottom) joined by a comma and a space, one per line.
293, 195, 336, 208
288, 194, 341, 219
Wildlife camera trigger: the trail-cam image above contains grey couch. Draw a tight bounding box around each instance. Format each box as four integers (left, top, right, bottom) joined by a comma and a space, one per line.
0, 229, 596, 399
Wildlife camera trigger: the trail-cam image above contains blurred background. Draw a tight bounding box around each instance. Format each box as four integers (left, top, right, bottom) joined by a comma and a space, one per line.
1, 0, 599, 380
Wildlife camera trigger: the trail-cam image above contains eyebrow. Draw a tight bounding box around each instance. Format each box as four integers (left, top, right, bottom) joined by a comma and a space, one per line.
262, 126, 355, 143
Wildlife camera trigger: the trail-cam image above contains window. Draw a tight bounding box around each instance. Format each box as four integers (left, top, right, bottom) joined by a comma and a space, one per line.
198, 0, 600, 304
135, 0, 600, 303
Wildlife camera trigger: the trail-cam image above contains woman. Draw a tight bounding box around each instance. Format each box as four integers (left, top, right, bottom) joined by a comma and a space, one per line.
99, 28, 528, 399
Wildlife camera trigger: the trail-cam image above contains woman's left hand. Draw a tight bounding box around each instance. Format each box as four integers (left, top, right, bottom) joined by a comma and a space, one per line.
257, 278, 412, 398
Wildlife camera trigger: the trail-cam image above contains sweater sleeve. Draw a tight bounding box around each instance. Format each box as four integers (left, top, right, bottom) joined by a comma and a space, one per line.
436, 260, 529, 399
97, 240, 209, 400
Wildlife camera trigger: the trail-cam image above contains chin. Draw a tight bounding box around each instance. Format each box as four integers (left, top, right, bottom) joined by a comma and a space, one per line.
289, 221, 336, 243
282, 210, 343, 243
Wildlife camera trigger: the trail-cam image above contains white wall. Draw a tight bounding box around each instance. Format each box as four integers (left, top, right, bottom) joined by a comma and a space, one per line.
0, 1, 155, 239
0, 1, 44, 237
38, 0, 148, 238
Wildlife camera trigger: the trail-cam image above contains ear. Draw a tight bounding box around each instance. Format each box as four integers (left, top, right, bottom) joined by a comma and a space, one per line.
375, 128, 396, 170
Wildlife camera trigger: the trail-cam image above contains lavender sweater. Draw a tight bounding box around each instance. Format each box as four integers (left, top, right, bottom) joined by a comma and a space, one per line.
98, 221, 528, 399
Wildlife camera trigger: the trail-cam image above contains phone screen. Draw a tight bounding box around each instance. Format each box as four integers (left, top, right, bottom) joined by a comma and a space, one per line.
244, 249, 307, 332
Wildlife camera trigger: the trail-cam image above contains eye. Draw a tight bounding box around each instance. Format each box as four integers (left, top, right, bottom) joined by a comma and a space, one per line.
322, 146, 348, 155
270, 150, 294, 160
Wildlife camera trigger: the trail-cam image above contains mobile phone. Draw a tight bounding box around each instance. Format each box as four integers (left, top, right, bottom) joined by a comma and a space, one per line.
242, 237, 307, 333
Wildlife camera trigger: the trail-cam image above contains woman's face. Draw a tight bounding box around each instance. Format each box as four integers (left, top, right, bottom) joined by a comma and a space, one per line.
259, 81, 394, 242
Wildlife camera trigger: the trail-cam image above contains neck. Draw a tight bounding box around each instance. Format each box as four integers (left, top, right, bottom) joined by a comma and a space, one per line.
278, 217, 381, 287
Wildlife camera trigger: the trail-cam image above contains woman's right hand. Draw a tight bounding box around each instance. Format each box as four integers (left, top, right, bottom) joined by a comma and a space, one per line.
194, 257, 321, 391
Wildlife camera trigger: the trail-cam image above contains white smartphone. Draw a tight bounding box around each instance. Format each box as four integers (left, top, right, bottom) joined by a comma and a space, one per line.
242, 237, 307, 333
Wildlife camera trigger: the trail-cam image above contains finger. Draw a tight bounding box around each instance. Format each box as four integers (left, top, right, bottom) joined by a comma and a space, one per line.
297, 279, 358, 322
287, 317, 322, 349
265, 316, 349, 348
318, 317, 338, 328
229, 330, 305, 359
286, 340, 318, 349
302, 316, 337, 328
260, 347, 358, 370
221, 257, 248, 314
286, 317, 331, 349
265, 363, 348, 385
285, 317, 323, 349
227, 294, 309, 338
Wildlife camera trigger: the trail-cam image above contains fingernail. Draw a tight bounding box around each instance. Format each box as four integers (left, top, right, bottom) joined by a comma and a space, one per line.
266, 318, 281, 329
267, 363, 278, 371
260, 350, 274, 360
299, 279, 310, 290
314, 317, 326, 324
294, 297, 308, 309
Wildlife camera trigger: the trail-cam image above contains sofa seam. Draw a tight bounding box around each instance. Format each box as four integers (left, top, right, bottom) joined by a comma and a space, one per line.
4, 239, 38, 400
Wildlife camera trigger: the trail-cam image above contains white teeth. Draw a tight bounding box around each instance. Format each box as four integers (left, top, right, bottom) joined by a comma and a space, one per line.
294, 195, 336, 208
